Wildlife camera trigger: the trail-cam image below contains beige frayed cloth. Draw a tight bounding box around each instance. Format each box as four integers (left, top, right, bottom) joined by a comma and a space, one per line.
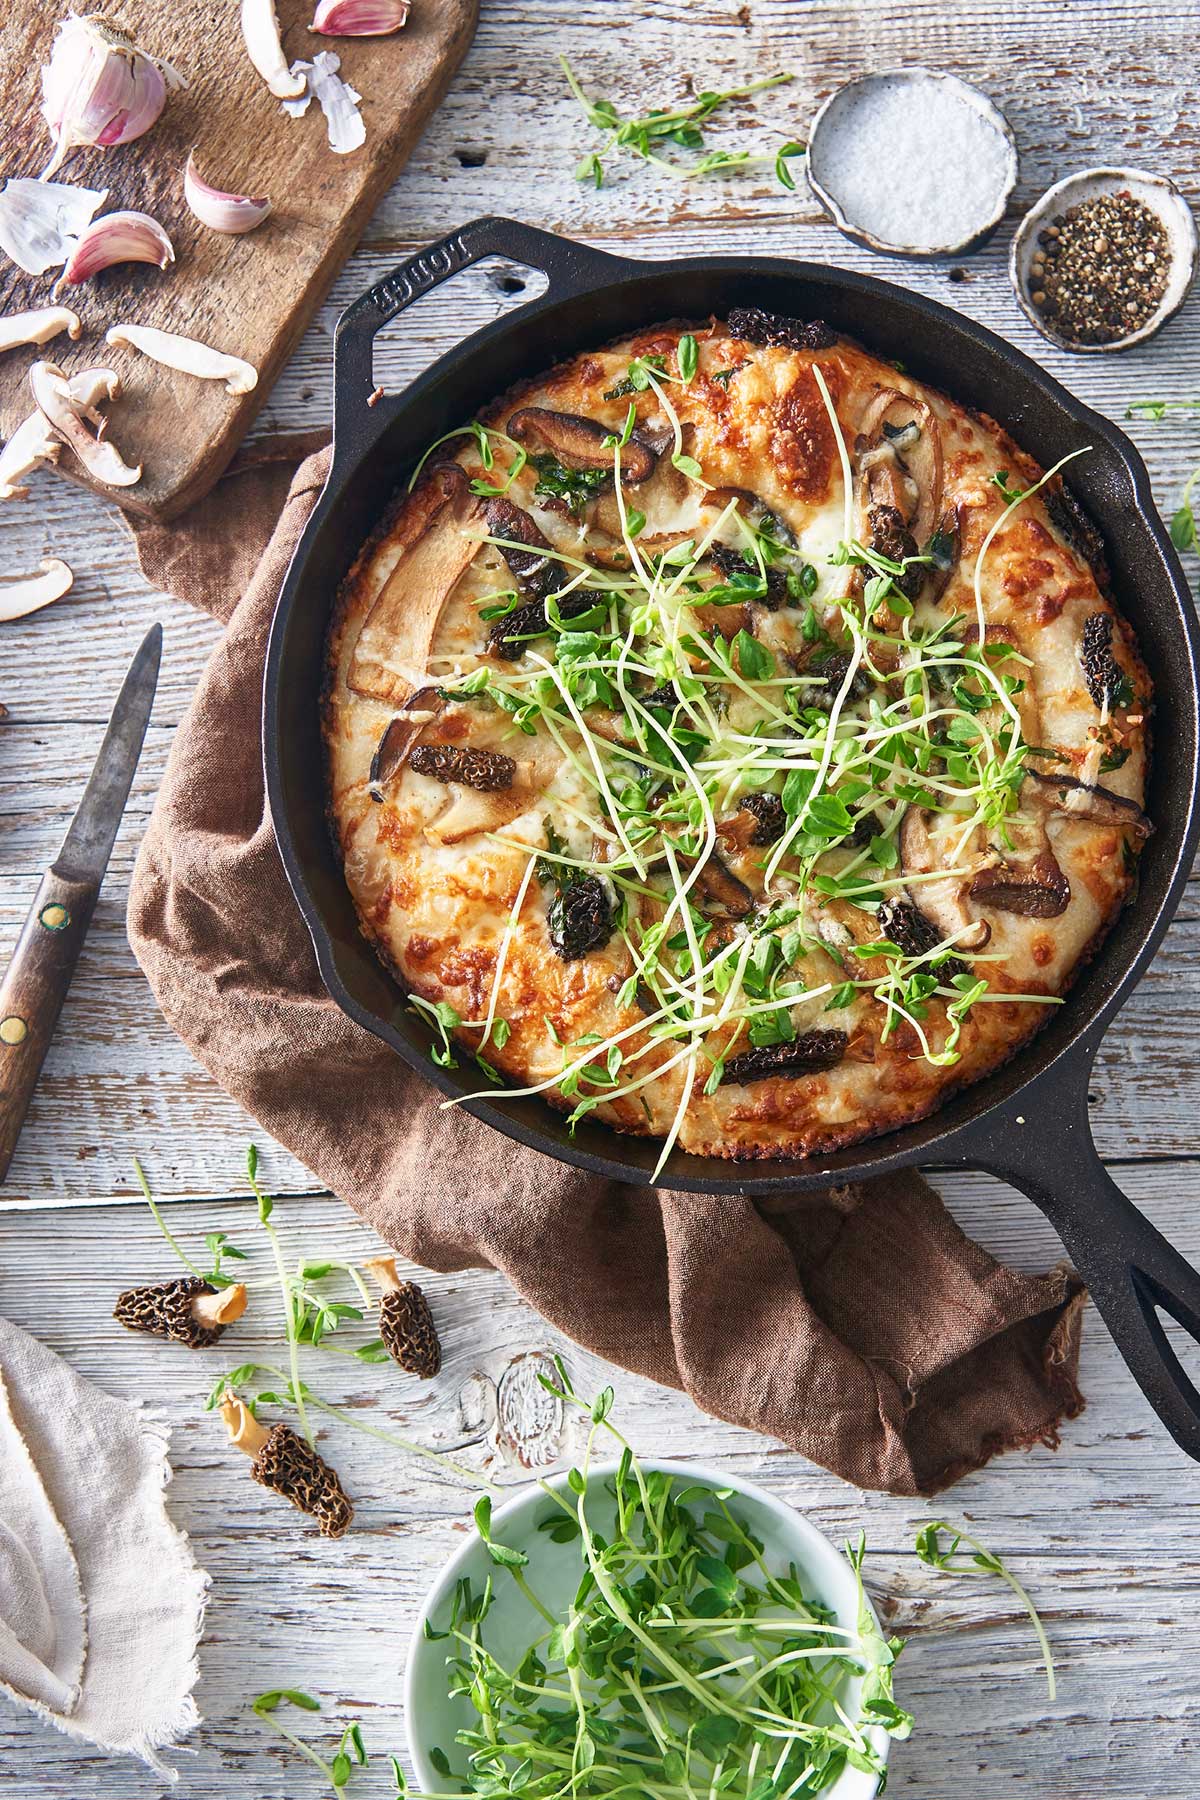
123, 440, 1087, 1498
0, 1319, 207, 1775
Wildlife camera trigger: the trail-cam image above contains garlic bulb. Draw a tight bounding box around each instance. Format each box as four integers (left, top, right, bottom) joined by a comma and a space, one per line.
41, 15, 184, 178
183, 154, 272, 235
55, 210, 175, 289
311, 0, 410, 35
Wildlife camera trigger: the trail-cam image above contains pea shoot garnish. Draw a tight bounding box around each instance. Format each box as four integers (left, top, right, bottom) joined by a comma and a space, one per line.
411, 1362, 913, 1795
561, 56, 804, 190
1124, 396, 1200, 554
915, 1521, 1056, 1701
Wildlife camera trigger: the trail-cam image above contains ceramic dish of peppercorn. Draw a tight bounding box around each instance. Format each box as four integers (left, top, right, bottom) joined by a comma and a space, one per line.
1010, 167, 1197, 353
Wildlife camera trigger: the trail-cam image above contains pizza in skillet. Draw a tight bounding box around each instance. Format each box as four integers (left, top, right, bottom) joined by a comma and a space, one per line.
323, 307, 1151, 1169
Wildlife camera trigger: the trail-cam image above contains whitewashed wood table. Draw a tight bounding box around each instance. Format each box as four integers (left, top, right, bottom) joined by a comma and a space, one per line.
3, 2, 1200, 1794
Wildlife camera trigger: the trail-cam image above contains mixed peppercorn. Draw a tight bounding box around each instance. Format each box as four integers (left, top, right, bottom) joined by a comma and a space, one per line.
1026, 191, 1170, 346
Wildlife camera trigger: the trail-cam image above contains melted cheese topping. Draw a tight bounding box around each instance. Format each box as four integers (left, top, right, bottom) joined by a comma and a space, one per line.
324, 320, 1150, 1162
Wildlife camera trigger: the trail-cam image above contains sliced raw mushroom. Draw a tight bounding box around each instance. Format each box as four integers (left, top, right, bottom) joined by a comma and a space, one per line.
485, 496, 557, 596
0, 306, 81, 354
220, 1394, 353, 1538
507, 407, 657, 484
1024, 768, 1152, 838
362, 1257, 441, 1377
367, 687, 445, 796
349, 465, 483, 705
721, 1029, 848, 1086
29, 359, 141, 488
0, 558, 73, 622
898, 806, 992, 949
114, 1275, 248, 1347
106, 323, 256, 395
0, 412, 61, 499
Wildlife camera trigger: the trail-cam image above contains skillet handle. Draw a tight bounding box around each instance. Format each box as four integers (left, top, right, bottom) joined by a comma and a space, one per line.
333, 216, 629, 446
978, 1060, 1200, 1460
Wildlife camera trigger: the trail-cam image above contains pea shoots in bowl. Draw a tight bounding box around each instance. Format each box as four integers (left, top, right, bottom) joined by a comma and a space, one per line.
404, 1379, 911, 1796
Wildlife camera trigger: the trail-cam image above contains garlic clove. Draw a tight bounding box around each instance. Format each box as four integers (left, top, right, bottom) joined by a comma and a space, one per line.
183, 152, 272, 235
0, 308, 82, 355
0, 177, 108, 277
106, 323, 258, 396
55, 210, 175, 292
311, 0, 410, 35
241, 0, 307, 98
40, 15, 184, 179
282, 51, 366, 155
0, 413, 62, 501
29, 359, 142, 489
0, 559, 74, 624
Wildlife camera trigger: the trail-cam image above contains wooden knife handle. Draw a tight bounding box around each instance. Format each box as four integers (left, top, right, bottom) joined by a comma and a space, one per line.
0, 868, 99, 1185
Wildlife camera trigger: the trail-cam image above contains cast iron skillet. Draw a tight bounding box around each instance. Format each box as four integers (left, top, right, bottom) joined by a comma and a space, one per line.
265, 215, 1200, 1460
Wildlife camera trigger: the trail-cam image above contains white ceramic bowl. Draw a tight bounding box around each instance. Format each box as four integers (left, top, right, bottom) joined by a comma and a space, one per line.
1009, 167, 1198, 353
404, 1458, 890, 1799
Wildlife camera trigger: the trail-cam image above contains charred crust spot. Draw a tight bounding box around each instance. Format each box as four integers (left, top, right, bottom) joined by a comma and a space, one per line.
409, 744, 516, 790
113, 1276, 223, 1349
876, 898, 968, 981
740, 791, 787, 845
721, 1029, 848, 1085
726, 306, 839, 351
379, 1282, 442, 1378
548, 874, 613, 960
252, 1425, 354, 1539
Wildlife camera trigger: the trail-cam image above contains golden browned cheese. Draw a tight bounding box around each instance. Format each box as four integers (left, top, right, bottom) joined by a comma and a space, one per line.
324, 319, 1150, 1160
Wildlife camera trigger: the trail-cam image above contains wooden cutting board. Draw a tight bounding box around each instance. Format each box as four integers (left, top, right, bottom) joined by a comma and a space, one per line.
0, 0, 477, 518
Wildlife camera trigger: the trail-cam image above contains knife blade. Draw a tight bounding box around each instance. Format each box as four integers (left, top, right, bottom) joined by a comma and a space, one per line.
0, 623, 162, 1184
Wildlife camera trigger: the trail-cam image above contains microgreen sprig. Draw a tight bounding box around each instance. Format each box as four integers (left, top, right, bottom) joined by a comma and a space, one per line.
915, 1520, 1056, 1701
251, 1691, 368, 1800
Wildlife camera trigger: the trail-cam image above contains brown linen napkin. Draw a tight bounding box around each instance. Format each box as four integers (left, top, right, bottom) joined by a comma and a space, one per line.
124, 445, 1086, 1497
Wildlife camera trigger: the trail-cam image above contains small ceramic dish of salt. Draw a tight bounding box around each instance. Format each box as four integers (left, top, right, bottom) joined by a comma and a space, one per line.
806, 68, 1017, 259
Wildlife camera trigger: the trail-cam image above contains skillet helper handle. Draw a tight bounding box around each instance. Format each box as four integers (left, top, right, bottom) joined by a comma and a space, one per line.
981, 1075, 1200, 1461
333, 216, 628, 445
0, 868, 98, 1184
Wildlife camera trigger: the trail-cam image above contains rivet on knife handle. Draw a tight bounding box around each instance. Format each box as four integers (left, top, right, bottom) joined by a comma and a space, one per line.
0, 869, 99, 1184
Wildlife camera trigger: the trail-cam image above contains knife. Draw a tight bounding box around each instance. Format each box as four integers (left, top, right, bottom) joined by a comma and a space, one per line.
0, 623, 162, 1185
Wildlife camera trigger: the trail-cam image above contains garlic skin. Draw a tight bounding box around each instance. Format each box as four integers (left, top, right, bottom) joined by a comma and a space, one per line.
183, 153, 272, 235
283, 52, 366, 155
0, 308, 82, 355
106, 324, 259, 396
241, 0, 307, 99
55, 210, 175, 291
29, 359, 142, 489
0, 178, 108, 277
311, 0, 410, 35
0, 560, 74, 624
41, 15, 184, 178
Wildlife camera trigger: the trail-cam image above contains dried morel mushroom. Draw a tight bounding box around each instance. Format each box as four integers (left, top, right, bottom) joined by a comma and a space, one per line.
548, 873, 613, 960
489, 589, 596, 661
114, 1275, 247, 1348
409, 743, 516, 791
740, 791, 787, 845
363, 1256, 442, 1378
220, 1393, 353, 1539
1080, 612, 1130, 710
876, 897, 967, 982
721, 1029, 848, 1086
726, 306, 838, 352
1044, 484, 1107, 584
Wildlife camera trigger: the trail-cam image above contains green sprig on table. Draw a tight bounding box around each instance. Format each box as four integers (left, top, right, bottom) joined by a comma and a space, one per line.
914, 1520, 1056, 1701
1124, 398, 1200, 554
560, 56, 804, 190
